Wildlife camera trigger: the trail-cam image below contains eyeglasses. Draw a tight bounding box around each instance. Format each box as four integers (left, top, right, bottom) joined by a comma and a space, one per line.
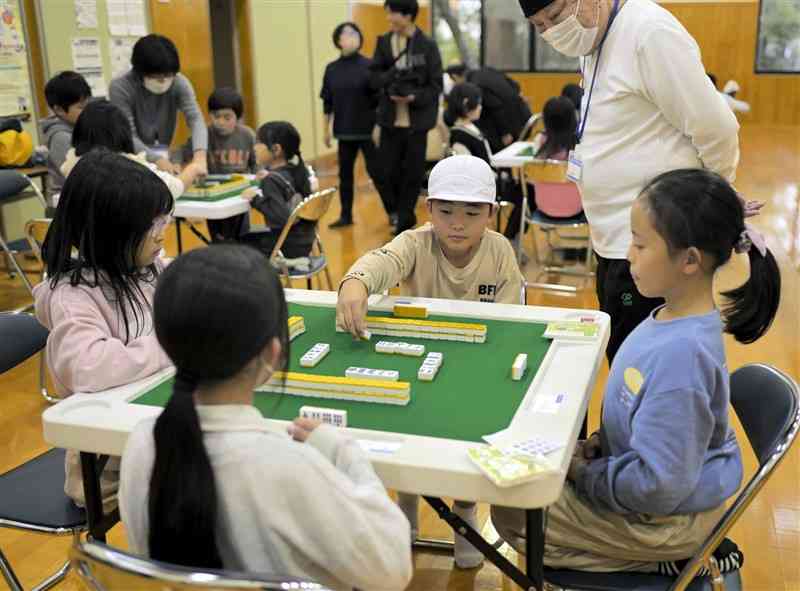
150, 214, 173, 237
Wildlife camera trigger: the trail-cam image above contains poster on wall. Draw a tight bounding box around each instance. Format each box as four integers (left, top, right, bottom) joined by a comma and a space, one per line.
110, 36, 134, 78
106, 0, 147, 37
75, 0, 98, 29
71, 37, 107, 97
0, 0, 33, 116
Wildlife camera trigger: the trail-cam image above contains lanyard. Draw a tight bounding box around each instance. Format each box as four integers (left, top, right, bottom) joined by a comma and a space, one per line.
576, 0, 620, 144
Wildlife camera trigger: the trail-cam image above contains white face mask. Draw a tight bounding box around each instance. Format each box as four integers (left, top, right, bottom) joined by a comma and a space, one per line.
540, 0, 599, 57
143, 76, 174, 95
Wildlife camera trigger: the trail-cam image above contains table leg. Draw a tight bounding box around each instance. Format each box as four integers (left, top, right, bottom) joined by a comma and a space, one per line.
79, 452, 120, 541
526, 508, 545, 591
422, 496, 541, 591
186, 221, 210, 244
175, 218, 183, 254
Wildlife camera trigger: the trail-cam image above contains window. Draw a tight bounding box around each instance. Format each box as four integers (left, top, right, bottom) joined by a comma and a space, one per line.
431, 0, 482, 68
432, 0, 580, 73
756, 0, 800, 73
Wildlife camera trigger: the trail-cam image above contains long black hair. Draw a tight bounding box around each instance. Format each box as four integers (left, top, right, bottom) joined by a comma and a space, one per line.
639, 168, 781, 343
257, 121, 310, 196
445, 82, 482, 127
537, 96, 577, 159
72, 100, 135, 156
42, 150, 173, 342
148, 244, 290, 568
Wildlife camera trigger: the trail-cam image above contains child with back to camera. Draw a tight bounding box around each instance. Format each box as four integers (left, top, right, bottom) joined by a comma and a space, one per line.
119, 245, 412, 590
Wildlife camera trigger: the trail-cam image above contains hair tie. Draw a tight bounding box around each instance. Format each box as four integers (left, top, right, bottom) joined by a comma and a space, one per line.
174, 369, 198, 393
734, 223, 767, 257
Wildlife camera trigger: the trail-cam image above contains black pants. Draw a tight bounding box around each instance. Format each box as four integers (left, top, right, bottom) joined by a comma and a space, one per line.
595, 254, 664, 364
337, 139, 384, 220
501, 177, 535, 239
207, 214, 248, 243
378, 127, 428, 231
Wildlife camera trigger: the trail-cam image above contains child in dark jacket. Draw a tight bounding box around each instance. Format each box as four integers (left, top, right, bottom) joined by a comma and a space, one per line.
241, 121, 313, 259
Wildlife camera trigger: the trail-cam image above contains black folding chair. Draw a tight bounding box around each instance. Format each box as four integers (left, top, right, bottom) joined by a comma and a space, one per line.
0, 313, 87, 591
544, 364, 800, 591
0, 171, 47, 311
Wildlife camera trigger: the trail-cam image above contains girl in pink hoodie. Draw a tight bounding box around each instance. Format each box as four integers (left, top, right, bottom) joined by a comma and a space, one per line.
34, 149, 174, 508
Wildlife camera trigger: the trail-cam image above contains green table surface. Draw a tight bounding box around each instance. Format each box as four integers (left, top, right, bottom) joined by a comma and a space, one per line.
133, 303, 552, 443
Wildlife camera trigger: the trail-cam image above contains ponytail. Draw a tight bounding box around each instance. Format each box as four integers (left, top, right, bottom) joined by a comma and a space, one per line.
148, 245, 289, 568
290, 151, 312, 197
721, 239, 781, 344
639, 168, 782, 345
148, 371, 222, 568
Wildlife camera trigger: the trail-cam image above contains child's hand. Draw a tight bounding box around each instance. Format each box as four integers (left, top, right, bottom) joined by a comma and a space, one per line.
581, 432, 602, 459
156, 157, 180, 174
288, 417, 322, 442
255, 169, 269, 181
242, 187, 262, 202
567, 454, 588, 482
336, 278, 369, 338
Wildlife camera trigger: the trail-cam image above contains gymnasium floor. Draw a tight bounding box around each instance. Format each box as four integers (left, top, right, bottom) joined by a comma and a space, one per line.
0, 124, 797, 591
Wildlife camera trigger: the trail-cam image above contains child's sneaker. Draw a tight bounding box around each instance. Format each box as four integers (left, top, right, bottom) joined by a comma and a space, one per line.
454, 501, 484, 569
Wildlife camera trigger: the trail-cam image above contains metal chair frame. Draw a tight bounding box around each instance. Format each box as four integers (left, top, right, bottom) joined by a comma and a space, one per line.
70, 539, 331, 591
22, 219, 59, 403
268, 188, 337, 291
0, 173, 47, 312
545, 364, 800, 591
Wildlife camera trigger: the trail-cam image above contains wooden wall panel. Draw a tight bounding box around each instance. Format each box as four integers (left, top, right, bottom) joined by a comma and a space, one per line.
235, 0, 256, 129
148, 0, 214, 146
663, 2, 799, 126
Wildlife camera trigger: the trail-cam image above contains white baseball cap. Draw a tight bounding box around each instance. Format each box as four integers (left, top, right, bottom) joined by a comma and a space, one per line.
426, 155, 496, 205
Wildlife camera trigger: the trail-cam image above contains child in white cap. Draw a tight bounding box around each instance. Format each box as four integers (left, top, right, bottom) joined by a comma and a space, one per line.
337, 154, 524, 568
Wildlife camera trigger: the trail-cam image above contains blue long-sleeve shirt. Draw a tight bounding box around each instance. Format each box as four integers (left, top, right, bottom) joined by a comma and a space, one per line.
575, 308, 743, 515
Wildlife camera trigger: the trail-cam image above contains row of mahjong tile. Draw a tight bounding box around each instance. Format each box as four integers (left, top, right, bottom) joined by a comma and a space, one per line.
299, 343, 330, 367
375, 340, 425, 357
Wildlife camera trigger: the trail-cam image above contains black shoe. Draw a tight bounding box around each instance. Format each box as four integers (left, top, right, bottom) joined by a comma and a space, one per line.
328, 217, 353, 229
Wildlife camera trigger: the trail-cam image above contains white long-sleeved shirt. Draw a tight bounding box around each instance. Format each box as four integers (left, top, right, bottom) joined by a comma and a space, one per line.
119, 405, 412, 591
576, 0, 739, 259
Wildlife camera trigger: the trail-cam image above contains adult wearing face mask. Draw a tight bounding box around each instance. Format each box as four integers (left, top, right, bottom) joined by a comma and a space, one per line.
320, 22, 386, 229
519, 0, 740, 363
109, 34, 208, 176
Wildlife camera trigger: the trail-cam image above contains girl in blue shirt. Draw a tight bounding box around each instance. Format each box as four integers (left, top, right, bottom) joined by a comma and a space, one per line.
492, 168, 781, 573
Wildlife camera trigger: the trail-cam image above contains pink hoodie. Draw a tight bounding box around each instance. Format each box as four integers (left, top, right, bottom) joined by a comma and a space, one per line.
34, 260, 172, 508
34, 260, 171, 397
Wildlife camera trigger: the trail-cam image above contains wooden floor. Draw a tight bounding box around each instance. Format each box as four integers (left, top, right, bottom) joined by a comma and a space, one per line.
0, 124, 798, 591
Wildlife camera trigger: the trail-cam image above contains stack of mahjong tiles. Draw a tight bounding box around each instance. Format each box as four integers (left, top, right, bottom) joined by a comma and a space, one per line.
257, 371, 411, 405
341, 316, 487, 343
288, 316, 306, 341
417, 351, 443, 381
182, 174, 254, 200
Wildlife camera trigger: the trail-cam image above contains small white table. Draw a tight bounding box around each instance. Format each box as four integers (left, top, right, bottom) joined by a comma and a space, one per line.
491, 141, 540, 169
42, 290, 609, 590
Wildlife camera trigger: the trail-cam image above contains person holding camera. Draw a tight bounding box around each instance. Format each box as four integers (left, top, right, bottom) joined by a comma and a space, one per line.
370, 0, 443, 235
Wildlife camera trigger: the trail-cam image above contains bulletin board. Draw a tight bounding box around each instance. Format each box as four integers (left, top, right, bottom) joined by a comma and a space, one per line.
35, 0, 150, 98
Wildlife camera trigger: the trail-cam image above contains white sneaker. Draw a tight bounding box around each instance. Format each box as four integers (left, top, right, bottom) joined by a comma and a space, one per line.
453, 502, 484, 569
